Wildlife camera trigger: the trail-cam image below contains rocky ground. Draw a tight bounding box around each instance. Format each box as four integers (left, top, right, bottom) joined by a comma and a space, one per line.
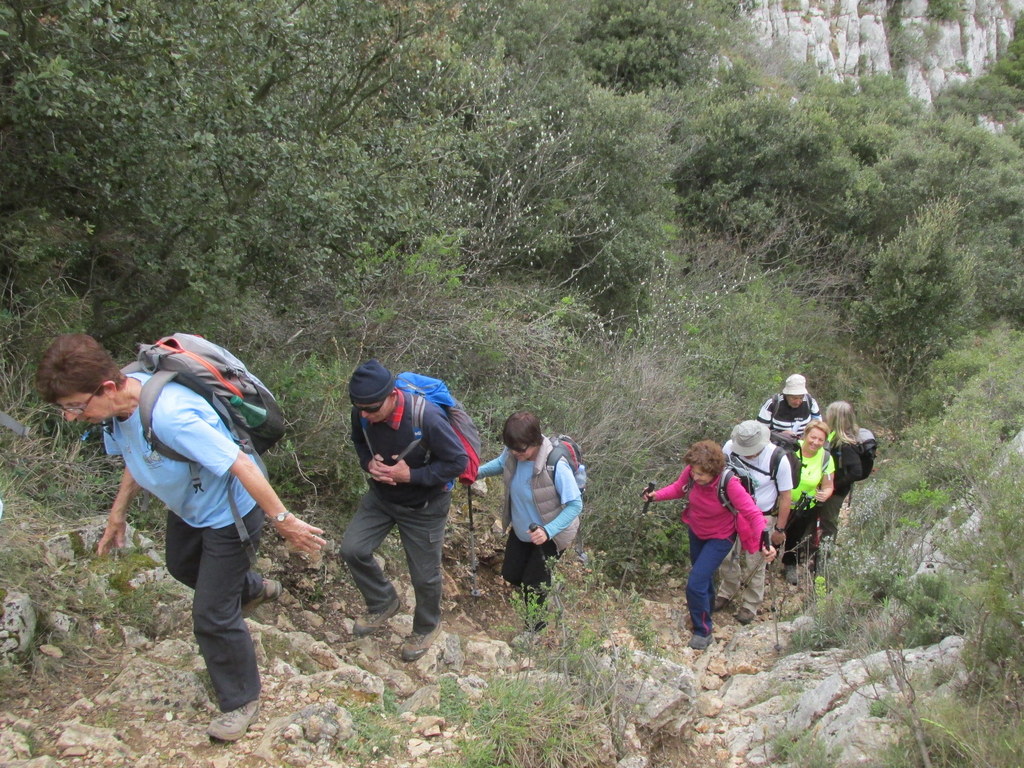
0, 499, 965, 768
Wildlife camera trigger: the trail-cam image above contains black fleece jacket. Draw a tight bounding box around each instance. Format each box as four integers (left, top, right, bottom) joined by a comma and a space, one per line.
350, 391, 468, 507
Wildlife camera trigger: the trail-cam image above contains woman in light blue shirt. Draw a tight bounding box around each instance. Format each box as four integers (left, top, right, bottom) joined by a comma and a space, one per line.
477, 411, 582, 631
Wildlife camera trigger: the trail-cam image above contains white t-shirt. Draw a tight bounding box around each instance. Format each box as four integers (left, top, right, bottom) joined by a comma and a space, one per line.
722, 440, 794, 513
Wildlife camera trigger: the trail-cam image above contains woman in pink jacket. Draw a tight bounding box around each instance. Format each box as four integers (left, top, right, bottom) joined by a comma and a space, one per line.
643, 440, 776, 650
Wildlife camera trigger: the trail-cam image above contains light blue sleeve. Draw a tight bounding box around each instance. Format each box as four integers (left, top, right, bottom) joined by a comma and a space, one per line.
156, 400, 242, 477
476, 450, 508, 479
542, 458, 582, 538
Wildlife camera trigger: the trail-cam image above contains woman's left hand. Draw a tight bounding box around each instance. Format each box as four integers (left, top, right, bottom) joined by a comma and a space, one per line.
815, 487, 833, 503
761, 545, 778, 563
529, 525, 549, 545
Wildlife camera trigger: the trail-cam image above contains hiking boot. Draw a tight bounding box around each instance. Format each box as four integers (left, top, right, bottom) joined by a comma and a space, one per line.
352, 596, 402, 637
713, 596, 731, 611
688, 633, 714, 651
735, 607, 756, 625
784, 564, 798, 585
242, 578, 282, 617
207, 700, 260, 742
400, 624, 442, 662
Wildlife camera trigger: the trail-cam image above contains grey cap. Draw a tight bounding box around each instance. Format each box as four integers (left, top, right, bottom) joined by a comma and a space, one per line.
731, 420, 769, 455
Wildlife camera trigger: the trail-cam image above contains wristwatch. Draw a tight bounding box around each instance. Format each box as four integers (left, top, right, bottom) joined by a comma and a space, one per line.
275, 511, 292, 523
773, 525, 786, 533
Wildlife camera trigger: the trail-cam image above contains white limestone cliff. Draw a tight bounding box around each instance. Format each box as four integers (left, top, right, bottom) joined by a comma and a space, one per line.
745, 0, 1024, 102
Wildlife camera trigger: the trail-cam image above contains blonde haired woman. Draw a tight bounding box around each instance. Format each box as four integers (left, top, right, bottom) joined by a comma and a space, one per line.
780, 420, 834, 585
817, 401, 867, 544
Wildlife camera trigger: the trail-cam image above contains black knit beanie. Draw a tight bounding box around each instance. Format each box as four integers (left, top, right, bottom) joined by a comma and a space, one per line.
349, 359, 396, 404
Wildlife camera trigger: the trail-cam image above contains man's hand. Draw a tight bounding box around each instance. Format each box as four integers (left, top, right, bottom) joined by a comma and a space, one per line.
274, 514, 326, 555
97, 517, 127, 556
368, 455, 411, 485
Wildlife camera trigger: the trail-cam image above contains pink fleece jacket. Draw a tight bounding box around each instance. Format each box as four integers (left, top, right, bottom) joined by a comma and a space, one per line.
652, 466, 766, 553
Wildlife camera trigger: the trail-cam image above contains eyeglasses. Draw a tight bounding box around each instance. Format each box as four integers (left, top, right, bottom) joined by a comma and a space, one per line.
508, 445, 531, 454
354, 398, 387, 414
55, 384, 105, 415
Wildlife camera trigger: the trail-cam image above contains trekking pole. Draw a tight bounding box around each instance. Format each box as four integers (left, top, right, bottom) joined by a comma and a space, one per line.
619, 482, 656, 592
467, 485, 482, 597
767, 556, 782, 651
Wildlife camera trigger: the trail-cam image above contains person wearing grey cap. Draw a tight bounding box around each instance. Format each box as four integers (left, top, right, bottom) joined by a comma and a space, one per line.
756, 373, 822, 444
340, 359, 468, 662
716, 421, 793, 624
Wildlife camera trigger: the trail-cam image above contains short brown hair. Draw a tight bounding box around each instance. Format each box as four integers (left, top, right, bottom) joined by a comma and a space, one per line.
36, 334, 124, 403
683, 440, 726, 477
502, 411, 542, 451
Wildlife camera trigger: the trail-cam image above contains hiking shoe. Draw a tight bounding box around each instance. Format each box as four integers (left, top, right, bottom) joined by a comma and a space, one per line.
400, 624, 442, 662
735, 608, 756, 625
713, 596, 731, 611
688, 633, 714, 651
784, 564, 798, 585
352, 597, 401, 637
207, 700, 260, 742
242, 578, 282, 617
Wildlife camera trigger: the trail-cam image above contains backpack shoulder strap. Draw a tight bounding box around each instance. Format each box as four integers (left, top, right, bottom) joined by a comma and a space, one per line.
394, 394, 427, 463
137, 370, 191, 464
718, 469, 739, 516
681, 473, 696, 505
767, 445, 786, 483
546, 439, 570, 469
732, 452, 771, 477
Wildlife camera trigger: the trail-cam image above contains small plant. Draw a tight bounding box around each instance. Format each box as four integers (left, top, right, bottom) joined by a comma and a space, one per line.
435, 676, 473, 724
869, 697, 892, 718
341, 702, 404, 762
772, 727, 836, 767
460, 676, 606, 768
925, 0, 961, 22
625, 591, 657, 651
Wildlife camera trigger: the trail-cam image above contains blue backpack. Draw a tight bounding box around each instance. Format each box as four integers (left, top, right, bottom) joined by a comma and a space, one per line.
393, 372, 482, 485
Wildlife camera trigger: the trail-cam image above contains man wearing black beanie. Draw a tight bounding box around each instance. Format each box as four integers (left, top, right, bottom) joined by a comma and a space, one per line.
340, 360, 468, 661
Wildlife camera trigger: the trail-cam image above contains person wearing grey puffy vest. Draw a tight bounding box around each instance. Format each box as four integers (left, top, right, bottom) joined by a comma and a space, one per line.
476, 411, 582, 632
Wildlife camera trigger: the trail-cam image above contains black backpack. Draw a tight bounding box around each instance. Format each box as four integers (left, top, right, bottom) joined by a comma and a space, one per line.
680, 468, 739, 516
774, 439, 830, 492
854, 427, 878, 477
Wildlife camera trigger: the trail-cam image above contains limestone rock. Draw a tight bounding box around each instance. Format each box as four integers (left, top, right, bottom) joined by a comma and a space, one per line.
94, 657, 212, 712
605, 650, 697, 732
463, 637, 516, 671
283, 663, 386, 703
1, 590, 36, 657
55, 722, 131, 757
746, 0, 1024, 103
400, 684, 440, 713
255, 702, 354, 764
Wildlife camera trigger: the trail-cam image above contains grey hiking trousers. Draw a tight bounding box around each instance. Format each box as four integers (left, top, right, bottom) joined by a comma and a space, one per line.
340, 489, 451, 635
